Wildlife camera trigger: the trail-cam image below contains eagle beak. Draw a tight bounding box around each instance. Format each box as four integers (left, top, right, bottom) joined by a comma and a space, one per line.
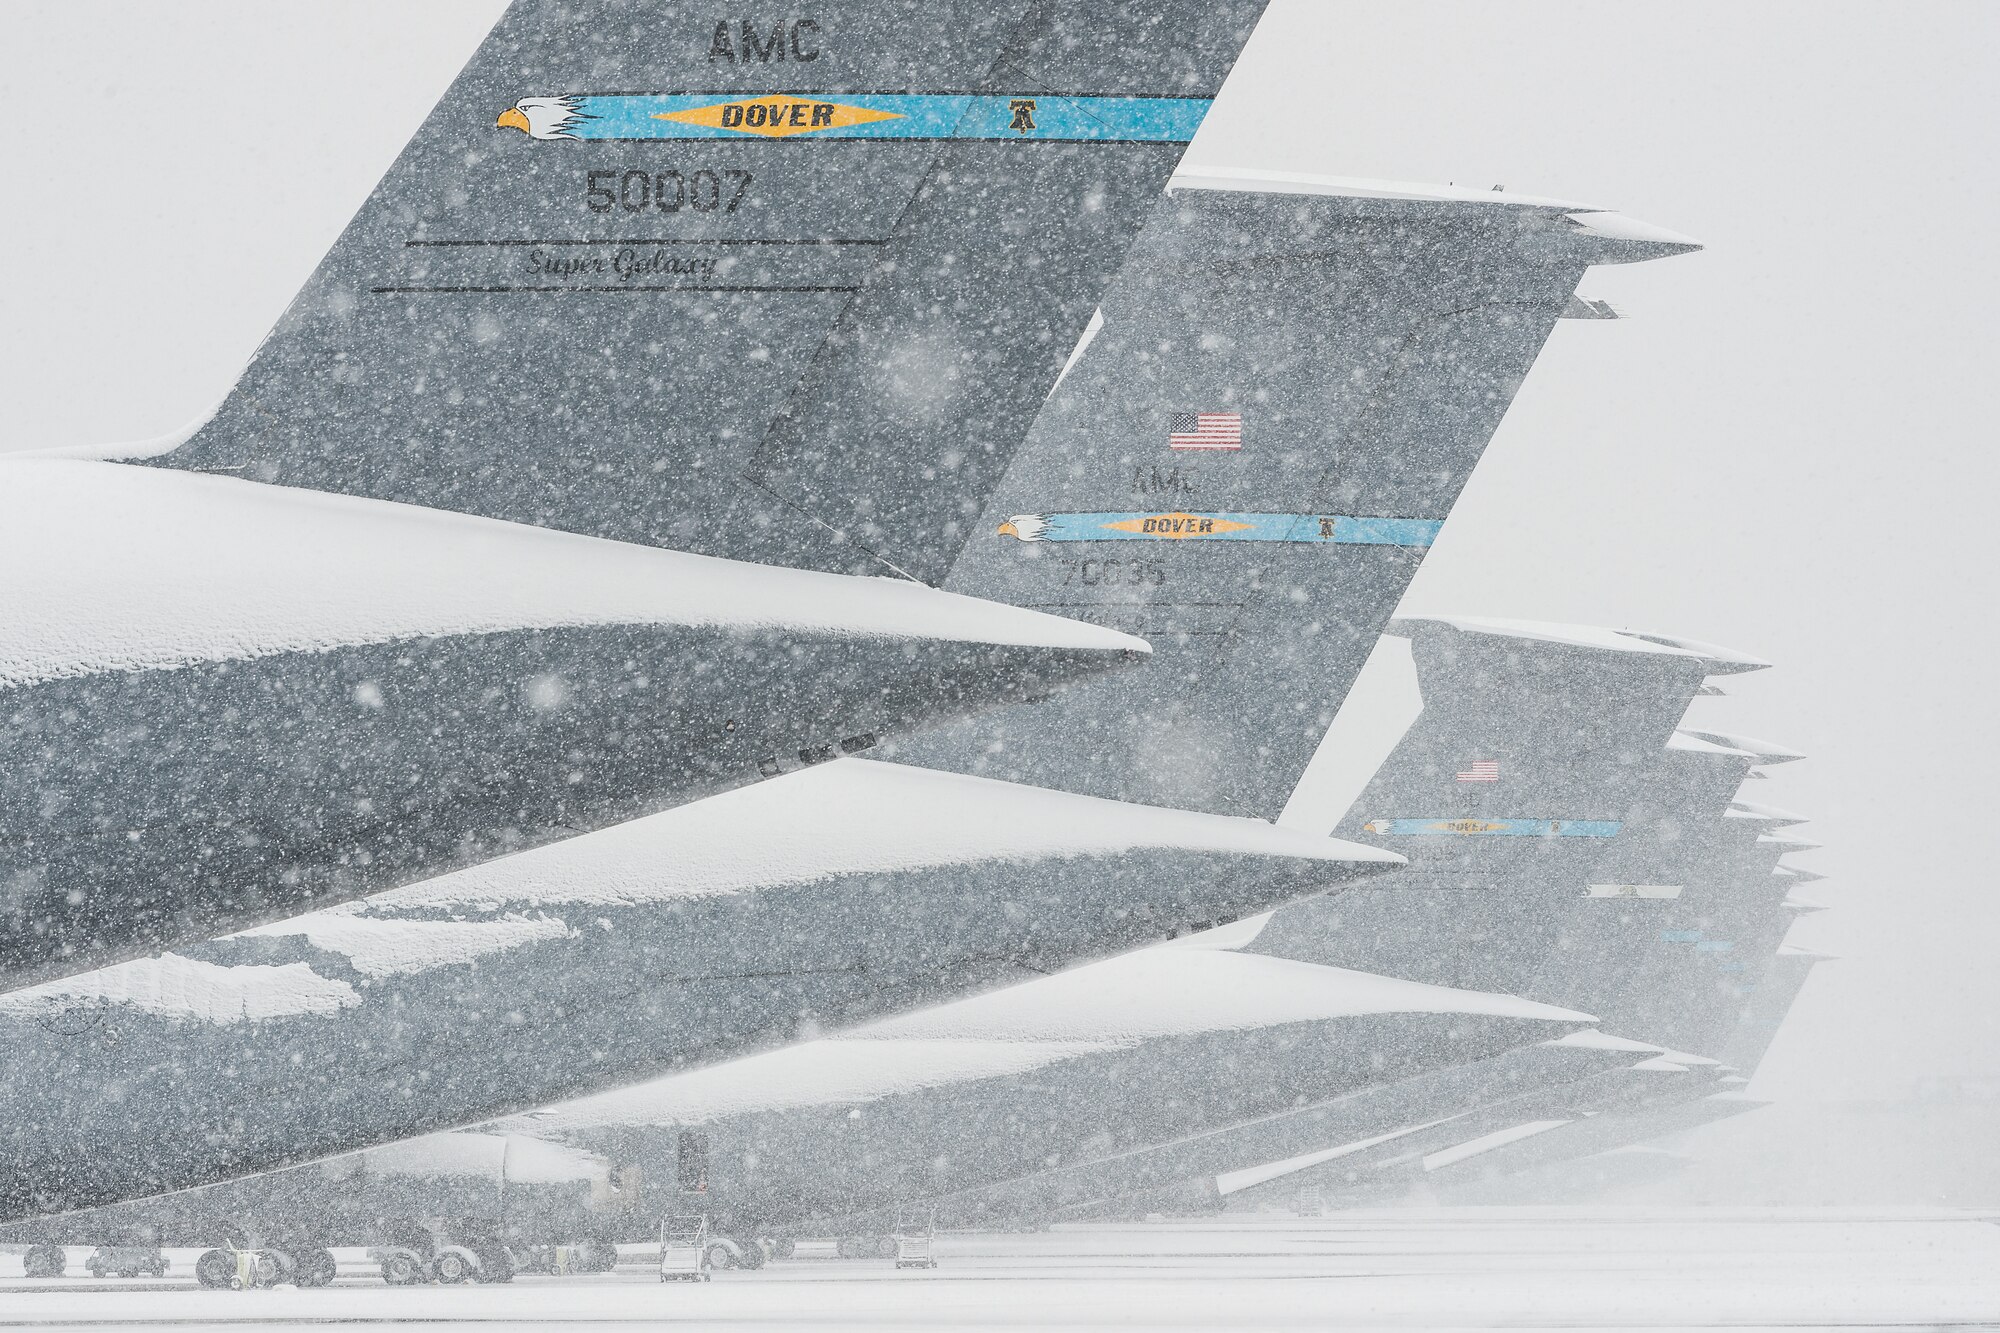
497, 107, 532, 134
997, 521, 1019, 538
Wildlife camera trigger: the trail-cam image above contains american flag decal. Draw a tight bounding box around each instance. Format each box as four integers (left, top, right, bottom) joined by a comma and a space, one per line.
1169, 411, 1242, 451
1455, 760, 1500, 783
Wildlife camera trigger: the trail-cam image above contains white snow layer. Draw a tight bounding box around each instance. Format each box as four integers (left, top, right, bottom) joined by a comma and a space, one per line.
1165, 169, 1701, 254
1667, 731, 1761, 758
1394, 615, 1706, 661
855, 949, 1594, 1045
1678, 728, 1807, 762
23, 759, 1397, 1021
1616, 630, 1773, 673
1169, 167, 1599, 212
1731, 800, 1810, 822
1545, 1029, 1667, 1054
0, 952, 358, 1024
354, 758, 1400, 914
0, 460, 1146, 689
236, 912, 577, 978
516, 1038, 1127, 1130
1215, 1118, 1454, 1195
15, 752, 1400, 1020
517, 951, 1590, 1132
1421, 1119, 1572, 1171
20, 401, 220, 463
357, 1131, 601, 1185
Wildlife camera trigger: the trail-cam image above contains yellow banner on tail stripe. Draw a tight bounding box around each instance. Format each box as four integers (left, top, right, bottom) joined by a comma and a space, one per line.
1100, 512, 1256, 539
654, 95, 904, 138
1362, 817, 1624, 838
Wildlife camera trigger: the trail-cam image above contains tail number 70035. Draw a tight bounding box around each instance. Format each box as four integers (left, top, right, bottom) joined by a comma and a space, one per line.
1062, 559, 1167, 588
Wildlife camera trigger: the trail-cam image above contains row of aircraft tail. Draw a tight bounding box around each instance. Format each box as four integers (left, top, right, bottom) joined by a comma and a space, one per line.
0, 0, 1819, 1288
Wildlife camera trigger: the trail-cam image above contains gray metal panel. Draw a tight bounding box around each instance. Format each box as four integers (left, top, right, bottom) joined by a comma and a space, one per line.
926, 1040, 1634, 1226
1, 1009, 1577, 1238
0, 624, 1133, 993
746, 1, 1268, 582
157, 0, 1265, 583
1416, 1089, 1760, 1198
626, 1011, 1579, 1237
1568, 833, 1793, 1056
898, 196, 1621, 816
0, 835, 1379, 1220
1247, 623, 1709, 994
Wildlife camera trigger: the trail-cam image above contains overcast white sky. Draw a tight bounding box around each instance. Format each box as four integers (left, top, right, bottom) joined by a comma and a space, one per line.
5, 1, 1998, 1196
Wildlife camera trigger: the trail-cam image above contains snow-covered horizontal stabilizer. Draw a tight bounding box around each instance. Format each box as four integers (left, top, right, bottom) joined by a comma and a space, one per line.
0, 461, 1148, 993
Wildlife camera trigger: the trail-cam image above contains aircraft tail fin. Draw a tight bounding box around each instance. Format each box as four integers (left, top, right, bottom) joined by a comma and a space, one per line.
891, 175, 1698, 816
141, 0, 1269, 582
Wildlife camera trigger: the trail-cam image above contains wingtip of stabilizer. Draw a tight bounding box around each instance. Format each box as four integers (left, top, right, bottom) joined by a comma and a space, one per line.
1680, 728, 1806, 763
1564, 209, 1704, 261
1614, 630, 1770, 674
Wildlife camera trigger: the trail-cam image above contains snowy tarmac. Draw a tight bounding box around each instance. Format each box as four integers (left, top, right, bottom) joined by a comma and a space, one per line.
3, 1209, 1998, 1331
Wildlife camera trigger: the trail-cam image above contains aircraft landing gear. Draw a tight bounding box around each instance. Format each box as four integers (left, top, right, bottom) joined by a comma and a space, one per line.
703, 1237, 767, 1271
376, 1247, 428, 1287
23, 1245, 65, 1279
471, 1243, 514, 1284
195, 1249, 278, 1290
293, 1249, 338, 1288
431, 1247, 479, 1285
195, 1249, 233, 1289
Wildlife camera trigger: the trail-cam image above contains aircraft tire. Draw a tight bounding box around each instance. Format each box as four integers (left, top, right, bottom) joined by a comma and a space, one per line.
471, 1245, 513, 1284
378, 1249, 427, 1286
294, 1249, 338, 1288
871, 1236, 897, 1260
194, 1249, 233, 1289
432, 1247, 478, 1285
23, 1245, 65, 1279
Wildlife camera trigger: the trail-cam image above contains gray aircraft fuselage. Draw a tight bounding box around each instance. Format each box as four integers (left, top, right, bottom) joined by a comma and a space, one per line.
0, 757, 1394, 1221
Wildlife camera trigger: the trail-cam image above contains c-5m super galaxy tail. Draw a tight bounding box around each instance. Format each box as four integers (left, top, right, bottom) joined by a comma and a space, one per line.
896, 173, 1700, 816
129, 0, 1268, 586
4, 1, 1269, 991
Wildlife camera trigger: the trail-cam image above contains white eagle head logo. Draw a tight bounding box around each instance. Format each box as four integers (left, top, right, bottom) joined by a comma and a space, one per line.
996, 514, 1052, 542
497, 96, 594, 141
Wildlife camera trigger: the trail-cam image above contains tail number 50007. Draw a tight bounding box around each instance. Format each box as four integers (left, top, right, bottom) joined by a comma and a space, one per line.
587, 169, 752, 214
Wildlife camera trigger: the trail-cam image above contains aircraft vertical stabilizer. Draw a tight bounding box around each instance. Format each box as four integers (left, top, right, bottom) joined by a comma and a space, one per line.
901, 176, 1700, 817
131, 0, 1268, 585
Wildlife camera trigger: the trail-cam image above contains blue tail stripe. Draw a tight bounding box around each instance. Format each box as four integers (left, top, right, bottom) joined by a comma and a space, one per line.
1364, 818, 1623, 838
1013, 513, 1443, 546
568, 94, 1212, 142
